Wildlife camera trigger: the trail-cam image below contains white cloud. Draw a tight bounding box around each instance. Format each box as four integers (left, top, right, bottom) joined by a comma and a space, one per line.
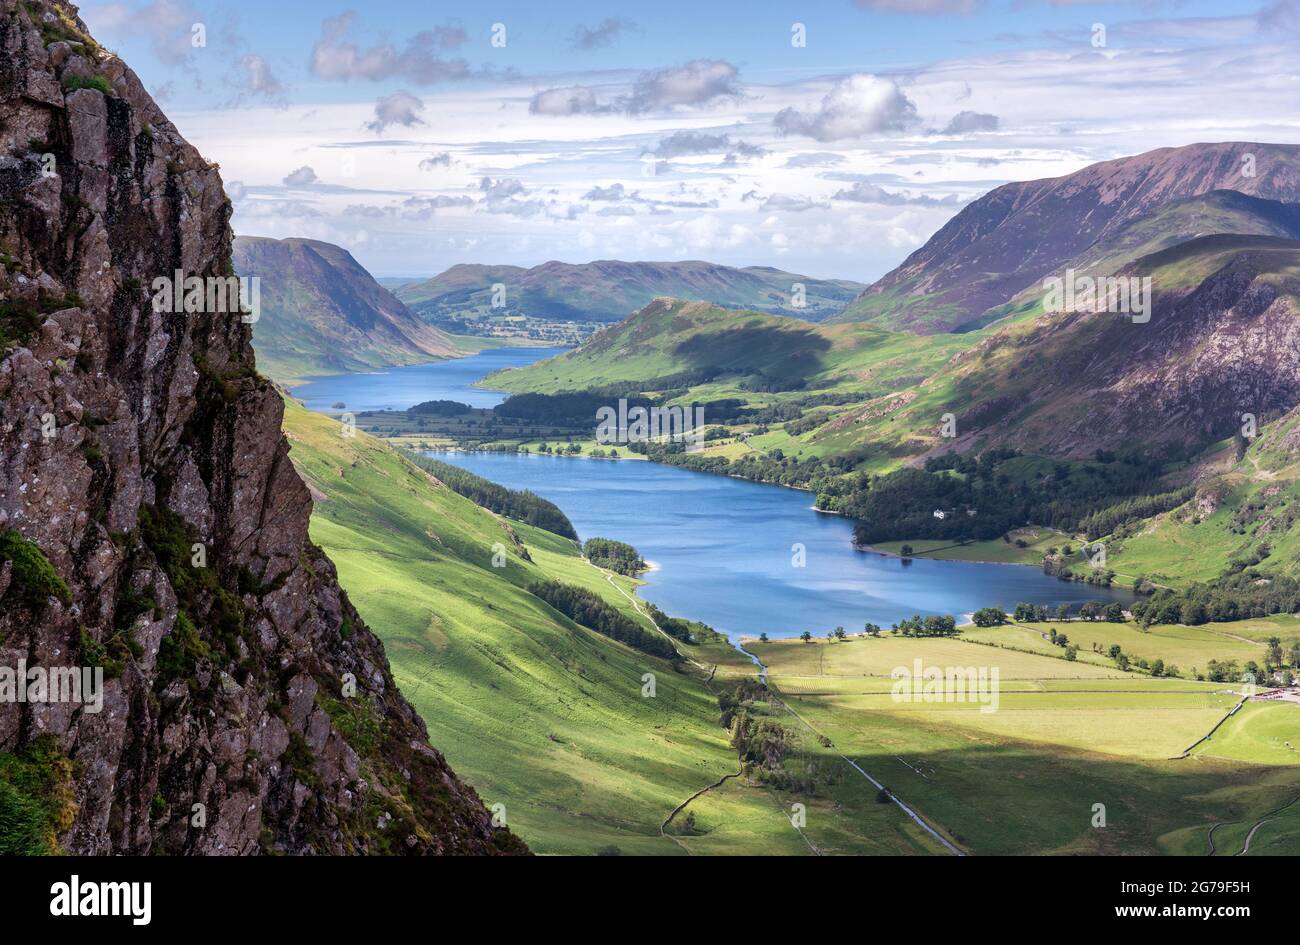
282, 166, 319, 187
366, 91, 425, 133
626, 60, 741, 112
774, 74, 919, 141
940, 110, 999, 134
529, 86, 607, 116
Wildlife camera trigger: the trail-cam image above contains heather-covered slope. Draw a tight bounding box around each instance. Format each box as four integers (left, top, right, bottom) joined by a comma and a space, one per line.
0, 0, 522, 854
839, 142, 1300, 332
234, 235, 460, 381
398, 259, 866, 324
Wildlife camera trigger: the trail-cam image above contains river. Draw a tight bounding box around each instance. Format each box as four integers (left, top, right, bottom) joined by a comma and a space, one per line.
297, 346, 1131, 640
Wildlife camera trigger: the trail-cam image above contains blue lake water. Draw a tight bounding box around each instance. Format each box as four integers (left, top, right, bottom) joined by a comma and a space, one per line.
291, 346, 570, 413
294, 345, 1130, 640
433, 450, 1132, 640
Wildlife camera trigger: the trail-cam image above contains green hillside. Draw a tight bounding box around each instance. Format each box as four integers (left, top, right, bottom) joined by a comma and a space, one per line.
279, 398, 934, 854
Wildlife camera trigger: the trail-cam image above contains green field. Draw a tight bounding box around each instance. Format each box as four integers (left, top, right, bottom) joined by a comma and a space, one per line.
749, 635, 1300, 854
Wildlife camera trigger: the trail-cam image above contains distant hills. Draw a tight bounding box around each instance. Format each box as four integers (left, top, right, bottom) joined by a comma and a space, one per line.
494, 142, 1300, 467
234, 236, 462, 379
837, 142, 1300, 333
395, 259, 867, 324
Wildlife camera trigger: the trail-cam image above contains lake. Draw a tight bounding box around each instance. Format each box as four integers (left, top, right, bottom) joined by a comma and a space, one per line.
291, 346, 570, 413
294, 345, 1130, 640
433, 450, 1131, 640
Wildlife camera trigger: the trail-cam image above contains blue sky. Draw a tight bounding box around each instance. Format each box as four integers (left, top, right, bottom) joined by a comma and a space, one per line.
80, 0, 1299, 280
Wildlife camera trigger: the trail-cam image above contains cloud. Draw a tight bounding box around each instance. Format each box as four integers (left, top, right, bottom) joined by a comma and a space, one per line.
583, 183, 628, 201
529, 85, 608, 115
570, 17, 637, 50
237, 54, 285, 101
224, 180, 247, 201
418, 152, 454, 170
651, 130, 768, 161
854, 0, 977, 12
626, 60, 740, 112
774, 74, 918, 141
480, 177, 527, 200
940, 110, 999, 134
597, 205, 637, 216
366, 91, 425, 133
310, 12, 479, 84
832, 181, 960, 206
282, 166, 318, 187
759, 193, 829, 212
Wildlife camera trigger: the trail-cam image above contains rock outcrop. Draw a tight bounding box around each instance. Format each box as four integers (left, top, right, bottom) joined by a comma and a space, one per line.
0, 0, 525, 854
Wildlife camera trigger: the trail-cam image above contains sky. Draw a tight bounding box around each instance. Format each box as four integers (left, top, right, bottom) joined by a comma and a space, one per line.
79, 0, 1300, 281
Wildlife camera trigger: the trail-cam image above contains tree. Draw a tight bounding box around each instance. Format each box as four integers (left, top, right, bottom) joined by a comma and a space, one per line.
758, 632, 769, 643
833, 626, 847, 640
1150, 658, 1165, 677
972, 607, 1005, 627
900, 544, 913, 557
800, 631, 812, 643
863, 623, 881, 637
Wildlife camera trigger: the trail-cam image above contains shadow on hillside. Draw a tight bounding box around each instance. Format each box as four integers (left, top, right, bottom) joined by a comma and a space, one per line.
671, 324, 831, 384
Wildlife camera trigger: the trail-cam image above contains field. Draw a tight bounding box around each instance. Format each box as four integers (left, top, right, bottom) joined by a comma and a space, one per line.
965, 620, 1270, 678
748, 635, 1300, 854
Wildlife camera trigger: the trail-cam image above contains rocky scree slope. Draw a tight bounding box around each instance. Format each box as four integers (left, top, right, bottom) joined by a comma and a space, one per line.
0, 0, 524, 855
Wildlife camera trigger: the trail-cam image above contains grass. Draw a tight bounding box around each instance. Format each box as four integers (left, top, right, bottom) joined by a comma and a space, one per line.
749, 635, 1300, 853
970, 621, 1268, 677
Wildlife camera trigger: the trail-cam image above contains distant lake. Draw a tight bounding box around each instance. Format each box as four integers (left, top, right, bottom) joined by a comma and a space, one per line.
291, 346, 568, 413
432, 450, 1133, 641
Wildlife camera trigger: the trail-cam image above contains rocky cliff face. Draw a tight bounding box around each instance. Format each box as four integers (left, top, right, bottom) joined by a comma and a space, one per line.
0, 0, 524, 854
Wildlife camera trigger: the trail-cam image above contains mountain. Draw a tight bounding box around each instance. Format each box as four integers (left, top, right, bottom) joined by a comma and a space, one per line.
234, 236, 461, 380
397, 259, 867, 324
0, 0, 522, 855
828, 233, 1300, 462
839, 142, 1300, 333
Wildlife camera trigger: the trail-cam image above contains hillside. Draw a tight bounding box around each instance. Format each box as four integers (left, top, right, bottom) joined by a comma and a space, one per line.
486, 297, 965, 398
280, 399, 939, 855
234, 235, 462, 380
838, 142, 1300, 333
815, 234, 1300, 464
397, 259, 866, 324
0, 0, 520, 854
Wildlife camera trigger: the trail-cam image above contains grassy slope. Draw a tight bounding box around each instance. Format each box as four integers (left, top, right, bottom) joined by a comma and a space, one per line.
281, 398, 933, 855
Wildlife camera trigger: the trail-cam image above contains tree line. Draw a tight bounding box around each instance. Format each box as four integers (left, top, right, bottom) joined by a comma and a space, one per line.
527, 579, 677, 659
410, 454, 577, 539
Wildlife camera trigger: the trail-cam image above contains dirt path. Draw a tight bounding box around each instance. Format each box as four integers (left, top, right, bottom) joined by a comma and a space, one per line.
1233, 793, 1300, 856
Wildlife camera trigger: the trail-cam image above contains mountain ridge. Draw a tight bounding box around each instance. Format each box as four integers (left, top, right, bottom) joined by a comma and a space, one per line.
398, 258, 867, 324
234, 235, 461, 380
839, 142, 1300, 332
